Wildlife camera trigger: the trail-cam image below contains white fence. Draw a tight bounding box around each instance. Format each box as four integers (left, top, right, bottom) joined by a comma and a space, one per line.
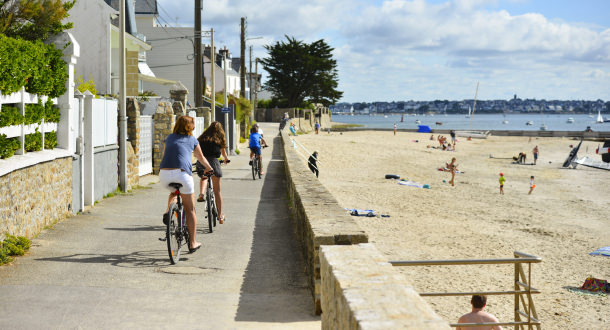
0, 88, 58, 154
139, 115, 153, 176
92, 98, 118, 147
190, 110, 205, 138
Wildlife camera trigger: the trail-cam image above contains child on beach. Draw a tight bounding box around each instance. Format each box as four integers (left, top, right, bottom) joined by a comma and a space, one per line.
529, 176, 535, 194
499, 173, 505, 195
446, 157, 457, 186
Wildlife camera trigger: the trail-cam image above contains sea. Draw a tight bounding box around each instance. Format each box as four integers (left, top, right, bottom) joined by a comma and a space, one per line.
332, 113, 610, 132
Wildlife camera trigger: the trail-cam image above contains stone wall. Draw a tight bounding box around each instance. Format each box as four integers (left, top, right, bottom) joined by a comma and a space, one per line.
152, 102, 176, 174
256, 107, 331, 133
126, 98, 140, 189
0, 157, 73, 239
320, 244, 451, 329
280, 131, 368, 314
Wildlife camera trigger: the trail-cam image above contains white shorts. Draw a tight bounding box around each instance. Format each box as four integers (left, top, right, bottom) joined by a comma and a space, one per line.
159, 169, 195, 195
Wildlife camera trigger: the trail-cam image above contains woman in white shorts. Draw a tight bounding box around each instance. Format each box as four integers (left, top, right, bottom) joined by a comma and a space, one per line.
159, 116, 213, 252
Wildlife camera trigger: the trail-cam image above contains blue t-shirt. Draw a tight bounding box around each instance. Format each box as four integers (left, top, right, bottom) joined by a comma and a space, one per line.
160, 134, 198, 175
249, 132, 262, 148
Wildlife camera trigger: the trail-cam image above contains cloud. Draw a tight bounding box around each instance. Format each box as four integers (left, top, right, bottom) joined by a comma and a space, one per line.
152, 0, 610, 101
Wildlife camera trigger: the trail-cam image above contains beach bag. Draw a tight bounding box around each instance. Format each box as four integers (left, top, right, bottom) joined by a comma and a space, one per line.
580, 277, 609, 293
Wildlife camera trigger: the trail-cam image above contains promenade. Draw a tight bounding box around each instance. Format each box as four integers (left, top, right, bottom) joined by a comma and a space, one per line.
0, 123, 320, 329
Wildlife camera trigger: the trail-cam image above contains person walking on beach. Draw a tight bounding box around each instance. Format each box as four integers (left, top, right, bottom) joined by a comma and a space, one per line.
308, 151, 319, 177
528, 176, 535, 195
314, 121, 320, 134
450, 130, 456, 150
446, 157, 457, 186
532, 145, 539, 165
457, 295, 503, 330
393, 123, 397, 136
499, 173, 505, 195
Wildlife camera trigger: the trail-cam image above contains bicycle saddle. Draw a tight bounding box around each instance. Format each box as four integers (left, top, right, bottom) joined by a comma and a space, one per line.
168, 182, 183, 190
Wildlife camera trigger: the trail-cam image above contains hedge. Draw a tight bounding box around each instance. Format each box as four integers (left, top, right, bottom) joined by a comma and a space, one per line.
0, 134, 20, 159
0, 34, 67, 98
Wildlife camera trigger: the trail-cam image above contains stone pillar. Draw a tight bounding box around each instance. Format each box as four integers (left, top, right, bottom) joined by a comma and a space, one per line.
51, 32, 80, 153
153, 102, 175, 174
83, 91, 94, 206
126, 98, 140, 188
170, 83, 188, 116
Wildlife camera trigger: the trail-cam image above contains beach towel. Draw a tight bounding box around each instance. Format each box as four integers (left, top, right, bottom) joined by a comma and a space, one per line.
345, 208, 390, 218
580, 277, 609, 293
589, 246, 610, 257
438, 167, 465, 173
345, 208, 376, 217
397, 179, 430, 189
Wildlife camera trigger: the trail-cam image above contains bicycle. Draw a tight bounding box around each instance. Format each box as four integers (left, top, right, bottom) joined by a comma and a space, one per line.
249, 146, 266, 180
165, 182, 190, 265
204, 171, 218, 233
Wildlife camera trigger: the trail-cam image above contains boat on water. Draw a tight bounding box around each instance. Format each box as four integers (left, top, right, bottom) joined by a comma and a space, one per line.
567, 117, 574, 123
502, 120, 509, 124
596, 111, 609, 123
415, 119, 421, 124
540, 124, 548, 131
526, 121, 534, 125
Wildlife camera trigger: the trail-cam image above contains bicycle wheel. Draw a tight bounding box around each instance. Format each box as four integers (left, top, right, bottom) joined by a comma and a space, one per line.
257, 156, 262, 179
211, 195, 218, 227
206, 185, 214, 233
251, 160, 256, 180
166, 203, 182, 264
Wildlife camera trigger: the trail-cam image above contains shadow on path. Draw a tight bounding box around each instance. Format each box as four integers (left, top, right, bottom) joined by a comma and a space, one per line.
234, 134, 316, 323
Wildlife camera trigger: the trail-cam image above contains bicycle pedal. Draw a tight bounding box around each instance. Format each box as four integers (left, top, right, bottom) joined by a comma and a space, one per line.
158, 237, 166, 241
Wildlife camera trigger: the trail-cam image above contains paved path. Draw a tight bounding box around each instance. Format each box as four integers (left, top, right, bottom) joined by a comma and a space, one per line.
0, 123, 320, 329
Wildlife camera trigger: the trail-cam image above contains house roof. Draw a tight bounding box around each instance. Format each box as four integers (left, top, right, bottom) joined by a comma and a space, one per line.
232, 58, 242, 73
135, 0, 158, 15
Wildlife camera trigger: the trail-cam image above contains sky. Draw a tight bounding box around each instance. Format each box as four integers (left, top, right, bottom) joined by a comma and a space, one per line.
154, 0, 610, 102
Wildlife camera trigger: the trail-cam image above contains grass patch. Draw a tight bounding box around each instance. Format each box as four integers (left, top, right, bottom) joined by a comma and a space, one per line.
0, 235, 31, 266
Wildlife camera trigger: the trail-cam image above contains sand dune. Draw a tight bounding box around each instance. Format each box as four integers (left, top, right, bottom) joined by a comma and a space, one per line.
293, 130, 609, 329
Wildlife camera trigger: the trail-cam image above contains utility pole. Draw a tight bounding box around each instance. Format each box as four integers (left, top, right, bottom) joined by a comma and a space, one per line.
254, 58, 259, 112
194, 0, 202, 107
249, 45, 253, 126
210, 29, 215, 121
118, 0, 127, 192
223, 52, 229, 154
240, 17, 246, 98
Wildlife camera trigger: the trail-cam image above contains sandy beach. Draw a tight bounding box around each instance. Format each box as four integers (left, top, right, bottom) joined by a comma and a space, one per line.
293, 129, 609, 329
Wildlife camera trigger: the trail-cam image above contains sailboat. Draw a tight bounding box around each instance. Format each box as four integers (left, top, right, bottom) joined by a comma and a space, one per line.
456, 82, 489, 139
465, 106, 471, 118
400, 114, 404, 122
539, 107, 547, 131
597, 110, 605, 123
502, 113, 509, 124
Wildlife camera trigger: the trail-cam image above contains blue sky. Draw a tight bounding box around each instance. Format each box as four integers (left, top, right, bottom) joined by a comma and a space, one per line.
155, 0, 610, 102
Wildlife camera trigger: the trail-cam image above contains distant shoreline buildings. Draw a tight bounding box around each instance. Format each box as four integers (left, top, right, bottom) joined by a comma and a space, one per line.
331, 97, 609, 115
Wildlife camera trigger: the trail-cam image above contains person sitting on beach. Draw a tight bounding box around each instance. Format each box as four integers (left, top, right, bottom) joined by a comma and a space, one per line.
457, 295, 503, 330
447, 143, 454, 151
430, 134, 435, 141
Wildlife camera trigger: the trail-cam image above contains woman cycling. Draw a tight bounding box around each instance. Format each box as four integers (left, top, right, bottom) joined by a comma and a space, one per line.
159, 115, 213, 253
195, 121, 230, 224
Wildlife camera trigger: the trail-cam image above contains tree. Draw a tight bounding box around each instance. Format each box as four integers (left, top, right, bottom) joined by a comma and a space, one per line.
260, 36, 342, 107
0, 0, 75, 41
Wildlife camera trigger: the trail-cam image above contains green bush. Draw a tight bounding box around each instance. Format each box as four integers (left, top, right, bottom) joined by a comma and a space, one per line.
44, 100, 60, 123
0, 134, 20, 158
44, 131, 57, 149
24, 101, 45, 125
0, 105, 25, 127
0, 34, 67, 97
24, 131, 42, 152
0, 235, 31, 266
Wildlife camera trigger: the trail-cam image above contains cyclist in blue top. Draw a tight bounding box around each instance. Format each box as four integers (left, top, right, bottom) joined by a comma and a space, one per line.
249, 126, 267, 175
159, 116, 213, 252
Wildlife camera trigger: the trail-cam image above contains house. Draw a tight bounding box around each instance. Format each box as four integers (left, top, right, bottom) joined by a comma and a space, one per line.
68, 0, 154, 97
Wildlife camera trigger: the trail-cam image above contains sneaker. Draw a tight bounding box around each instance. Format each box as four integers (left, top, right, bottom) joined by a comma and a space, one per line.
163, 213, 169, 225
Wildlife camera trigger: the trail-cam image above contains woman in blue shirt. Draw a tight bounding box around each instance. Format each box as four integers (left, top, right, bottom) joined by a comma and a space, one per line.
159, 116, 213, 252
